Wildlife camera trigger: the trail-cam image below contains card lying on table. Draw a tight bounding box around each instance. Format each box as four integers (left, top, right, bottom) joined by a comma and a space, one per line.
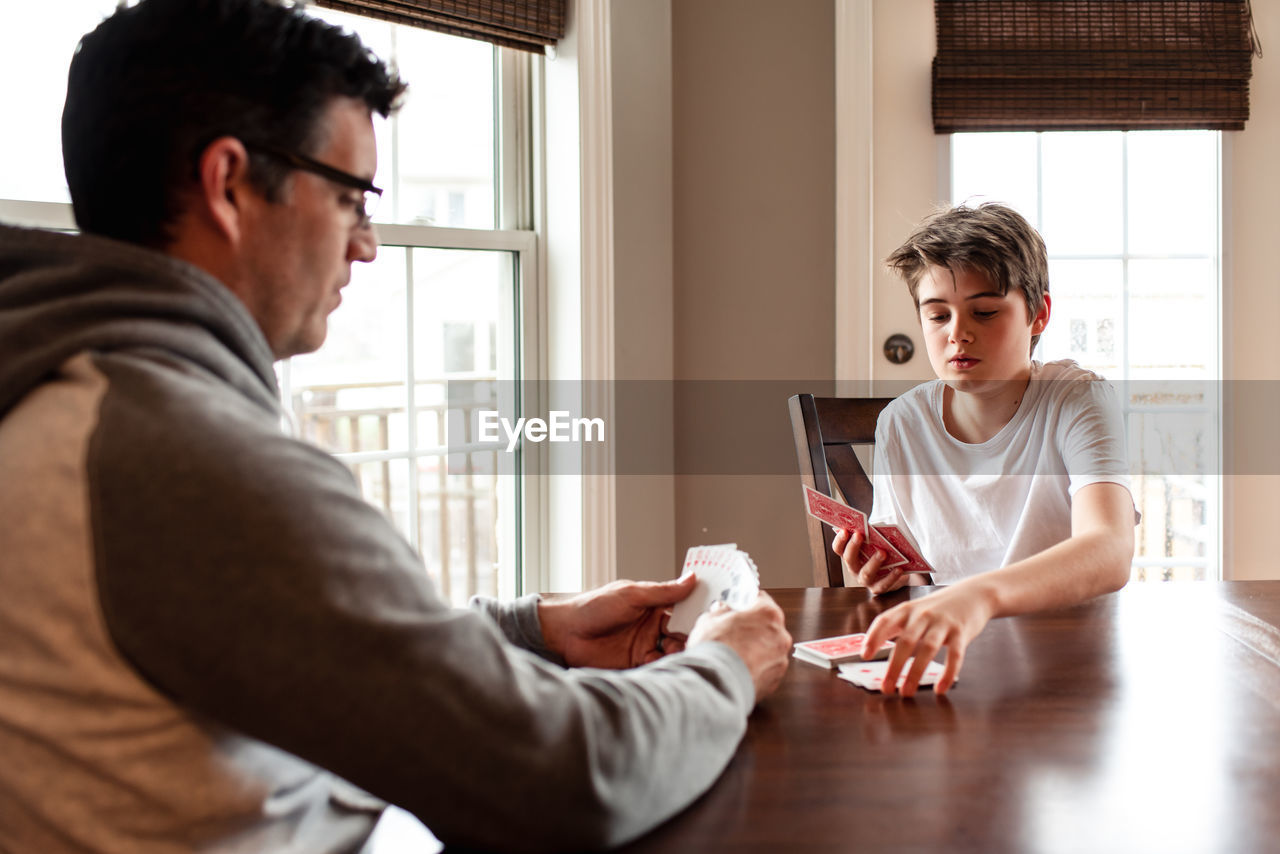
836, 658, 949, 693
801, 485, 933, 574
666, 544, 760, 635
793, 632, 893, 668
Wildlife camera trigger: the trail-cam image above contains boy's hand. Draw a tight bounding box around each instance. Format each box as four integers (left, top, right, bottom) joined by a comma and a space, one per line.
861, 579, 996, 696
832, 527, 910, 595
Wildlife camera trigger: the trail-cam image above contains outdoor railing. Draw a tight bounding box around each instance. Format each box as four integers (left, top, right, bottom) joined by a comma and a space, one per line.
292, 376, 503, 606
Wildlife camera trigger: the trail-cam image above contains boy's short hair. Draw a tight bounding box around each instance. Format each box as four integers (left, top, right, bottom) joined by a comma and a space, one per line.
885, 203, 1049, 353
62, 0, 407, 248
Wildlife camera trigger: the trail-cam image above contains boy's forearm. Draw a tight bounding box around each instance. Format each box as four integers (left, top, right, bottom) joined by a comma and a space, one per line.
966, 530, 1133, 620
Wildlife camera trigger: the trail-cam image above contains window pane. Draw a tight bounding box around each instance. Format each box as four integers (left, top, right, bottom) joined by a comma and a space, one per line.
1040, 132, 1123, 256
290, 248, 409, 455
1128, 259, 1217, 380
414, 248, 516, 605
1128, 131, 1218, 257
0, 0, 122, 203
417, 451, 504, 602
1038, 259, 1124, 376
412, 248, 513, 383
1130, 420, 1214, 583
951, 132, 1039, 224
391, 29, 496, 229
308, 7, 497, 229
350, 458, 412, 536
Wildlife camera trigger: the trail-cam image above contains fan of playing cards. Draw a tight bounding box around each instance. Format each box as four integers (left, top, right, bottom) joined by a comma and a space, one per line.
666, 544, 760, 635
802, 485, 934, 574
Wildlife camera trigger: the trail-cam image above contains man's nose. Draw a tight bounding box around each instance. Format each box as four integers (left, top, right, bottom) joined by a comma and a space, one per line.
350, 224, 379, 263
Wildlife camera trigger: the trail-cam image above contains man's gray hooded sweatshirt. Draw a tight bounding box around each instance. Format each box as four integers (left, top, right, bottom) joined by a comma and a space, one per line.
0, 224, 755, 853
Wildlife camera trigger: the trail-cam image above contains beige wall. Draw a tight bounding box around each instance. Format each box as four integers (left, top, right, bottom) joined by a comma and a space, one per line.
868, 0, 942, 387
670, 0, 836, 587
1224, 0, 1280, 579
610, 0, 677, 582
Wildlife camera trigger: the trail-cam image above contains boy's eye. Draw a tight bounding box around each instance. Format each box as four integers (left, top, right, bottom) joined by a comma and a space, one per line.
974, 310, 998, 319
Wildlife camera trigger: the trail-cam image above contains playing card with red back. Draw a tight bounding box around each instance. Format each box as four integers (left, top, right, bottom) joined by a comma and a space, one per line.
802, 486, 907, 568
803, 485, 867, 538
792, 632, 894, 668
861, 524, 907, 569
873, 524, 934, 574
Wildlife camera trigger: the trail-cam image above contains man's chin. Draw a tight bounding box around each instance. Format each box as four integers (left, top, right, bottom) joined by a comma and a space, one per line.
272, 325, 329, 361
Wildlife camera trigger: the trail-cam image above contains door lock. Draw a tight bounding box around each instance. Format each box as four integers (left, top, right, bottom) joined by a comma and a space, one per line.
883, 334, 915, 365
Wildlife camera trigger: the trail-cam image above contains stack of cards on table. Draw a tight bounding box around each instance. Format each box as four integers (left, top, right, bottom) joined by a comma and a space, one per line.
836, 659, 948, 693
666, 544, 760, 634
792, 632, 893, 668
802, 485, 934, 574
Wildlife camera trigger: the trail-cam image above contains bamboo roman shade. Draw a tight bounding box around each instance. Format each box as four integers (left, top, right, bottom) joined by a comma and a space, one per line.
933, 0, 1260, 132
311, 0, 566, 53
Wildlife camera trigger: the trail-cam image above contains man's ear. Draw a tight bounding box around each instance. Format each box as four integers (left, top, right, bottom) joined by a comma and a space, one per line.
1031, 292, 1052, 334
195, 136, 254, 245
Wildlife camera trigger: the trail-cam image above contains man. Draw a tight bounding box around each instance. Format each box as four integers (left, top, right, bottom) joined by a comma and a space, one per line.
0, 1, 792, 851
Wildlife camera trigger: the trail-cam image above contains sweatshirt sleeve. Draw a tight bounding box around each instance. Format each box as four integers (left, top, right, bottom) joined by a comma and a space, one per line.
89, 354, 757, 853
468, 593, 567, 666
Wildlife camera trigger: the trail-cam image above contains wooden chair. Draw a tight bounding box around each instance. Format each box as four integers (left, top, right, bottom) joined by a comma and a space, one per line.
788, 394, 895, 587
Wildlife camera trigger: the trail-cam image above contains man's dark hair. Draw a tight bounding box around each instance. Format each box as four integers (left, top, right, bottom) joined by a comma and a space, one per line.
885, 202, 1050, 354
62, 0, 406, 248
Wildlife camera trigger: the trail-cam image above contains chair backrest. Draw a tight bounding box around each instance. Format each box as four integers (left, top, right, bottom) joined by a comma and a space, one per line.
788, 394, 895, 587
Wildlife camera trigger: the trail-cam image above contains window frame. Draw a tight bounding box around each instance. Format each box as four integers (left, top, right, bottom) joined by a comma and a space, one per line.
0, 200, 76, 230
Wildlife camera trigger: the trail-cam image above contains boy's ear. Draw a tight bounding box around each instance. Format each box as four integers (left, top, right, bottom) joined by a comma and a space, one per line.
1031, 293, 1052, 334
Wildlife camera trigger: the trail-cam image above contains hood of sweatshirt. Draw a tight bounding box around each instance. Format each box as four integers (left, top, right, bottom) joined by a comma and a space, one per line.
0, 223, 279, 420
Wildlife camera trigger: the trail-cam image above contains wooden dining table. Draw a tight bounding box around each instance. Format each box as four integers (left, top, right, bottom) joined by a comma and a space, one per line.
616, 582, 1280, 854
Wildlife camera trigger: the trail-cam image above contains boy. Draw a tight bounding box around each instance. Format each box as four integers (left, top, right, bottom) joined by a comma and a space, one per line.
832, 203, 1135, 697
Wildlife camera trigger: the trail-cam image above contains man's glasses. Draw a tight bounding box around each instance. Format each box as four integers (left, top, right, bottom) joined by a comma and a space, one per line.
244, 142, 382, 229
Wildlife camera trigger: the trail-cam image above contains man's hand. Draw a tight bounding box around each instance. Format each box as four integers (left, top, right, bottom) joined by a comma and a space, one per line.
832, 527, 910, 595
861, 579, 996, 697
538, 575, 699, 669
688, 592, 792, 703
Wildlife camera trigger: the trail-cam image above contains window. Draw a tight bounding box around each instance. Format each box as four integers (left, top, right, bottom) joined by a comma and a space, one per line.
286, 7, 540, 606
952, 131, 1221, 581
0, 1, 542, 606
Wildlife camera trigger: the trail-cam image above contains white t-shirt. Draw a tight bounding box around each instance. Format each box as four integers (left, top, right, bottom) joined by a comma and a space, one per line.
868, 359, 1134, 583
